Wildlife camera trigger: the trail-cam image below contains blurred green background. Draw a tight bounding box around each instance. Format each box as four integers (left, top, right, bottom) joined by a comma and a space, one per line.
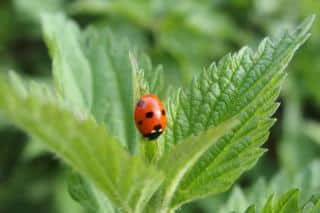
0, 0, 319, 212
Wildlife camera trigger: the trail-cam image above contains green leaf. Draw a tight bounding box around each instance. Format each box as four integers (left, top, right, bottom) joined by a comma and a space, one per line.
41, 13, 92, 111
302, 194, 320, 213
237, 188, 319, 213
41, 13, 138, 152
310, 200, 320, 213
261, 189, 300, 213
130, 52, 164, 99
157, 118, 239, 212
68, 173, 100, 213
0, 74, 163, 212
267, 160, 320, 204
262, 194, 275, 213
219, 160, 320, 213
130, 52, 167, 163
159, 15, 314, 209
68, 173, 116, 213
273, 189, 299, 213
245, 205, 256, 213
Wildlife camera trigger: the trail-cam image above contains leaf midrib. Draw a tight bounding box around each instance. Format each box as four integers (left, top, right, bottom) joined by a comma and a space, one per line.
179, 73, 282, 192
179, 32, 303, 189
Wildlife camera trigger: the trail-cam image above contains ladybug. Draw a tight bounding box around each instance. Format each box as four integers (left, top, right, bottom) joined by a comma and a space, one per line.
134, 94, 167, 140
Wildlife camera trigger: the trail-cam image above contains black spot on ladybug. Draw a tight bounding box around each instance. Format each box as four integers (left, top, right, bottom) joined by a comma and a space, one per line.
153, 124, 162, 131
137, 100, 145, 107
161, 109, 166, 116
146, 111, 154, 118
143, 124, 163, 140
144, 131, 163, 140
137, 120, 143, 125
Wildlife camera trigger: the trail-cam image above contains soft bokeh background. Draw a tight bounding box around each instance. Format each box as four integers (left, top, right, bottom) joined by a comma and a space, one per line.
0, 0, 319, 212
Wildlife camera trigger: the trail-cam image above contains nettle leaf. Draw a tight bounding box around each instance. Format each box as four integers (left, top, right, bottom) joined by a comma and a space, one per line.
68, 173, 117, 213
41, 14, 92, 112
159, 16, 314, 209
130, 53, 164, 99
272, 160, 320, 204
262, 189, 299, 213
272, 190, 299, 213
218, 160, 320, 212
157, 118, 239, 212
0, 75, 163, 212
68, 173, 100, 213
42, 13, 137, 152
246, 189, 319, 213
245, 205, 256, 213
302, 194, 320, 213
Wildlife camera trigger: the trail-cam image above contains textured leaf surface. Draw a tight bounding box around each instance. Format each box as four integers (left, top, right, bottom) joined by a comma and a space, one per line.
273, 189, 299, 213
262, 189, 299, 213
42, 13, 138, 152
265, 190, 318, 213
0, 75, 163, 212
68, 173, 115, 213
241, 189, 319, 213
130, 53, 164, 99
160, 16, 314, 209
245, 205, 256, 213
158, 118, 239, 212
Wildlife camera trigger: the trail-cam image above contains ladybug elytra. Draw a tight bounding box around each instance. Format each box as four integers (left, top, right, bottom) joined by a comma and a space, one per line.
134, 94, 167, 140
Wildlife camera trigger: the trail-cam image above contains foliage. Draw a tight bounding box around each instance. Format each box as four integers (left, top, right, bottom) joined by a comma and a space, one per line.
219, 160, 320, 212
247, 188, 320, 213
0, 9, 315, 213
0, 0, 319, 213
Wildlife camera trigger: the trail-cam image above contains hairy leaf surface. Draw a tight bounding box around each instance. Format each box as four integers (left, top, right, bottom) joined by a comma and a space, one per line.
158, 118, 239, 212
160, 16, 314, 209
0, 75, 163, 212
42, 14, 138, 152
246, 189, 319, 213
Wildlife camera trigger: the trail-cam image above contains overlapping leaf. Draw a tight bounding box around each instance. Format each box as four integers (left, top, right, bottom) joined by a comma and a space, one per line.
238, 189, 320, 213
157, 118, 239, 212
159, 16, 314, 210
260, 189, 320, 213
0, 74, 163, 213
68, 173, 115, 213
219, 160, 320, 212
1, 12, 315, 213
42, 14, 138, 152
261, 189, 299, 213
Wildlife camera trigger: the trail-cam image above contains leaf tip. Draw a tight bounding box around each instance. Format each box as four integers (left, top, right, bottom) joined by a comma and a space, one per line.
294, 14, 316, 39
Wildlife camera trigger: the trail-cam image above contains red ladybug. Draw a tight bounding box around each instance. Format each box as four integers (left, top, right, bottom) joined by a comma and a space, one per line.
134, 94, 167, 140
